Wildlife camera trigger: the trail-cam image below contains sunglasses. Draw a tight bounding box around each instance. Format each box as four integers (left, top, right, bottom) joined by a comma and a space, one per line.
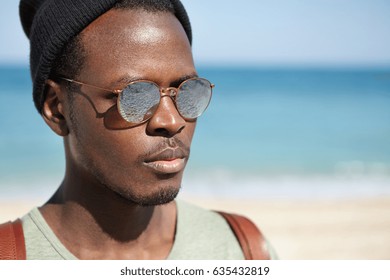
58, 77, 214, 124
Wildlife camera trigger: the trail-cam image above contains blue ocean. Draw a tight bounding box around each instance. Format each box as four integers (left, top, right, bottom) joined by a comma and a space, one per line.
1, 65, 389, 200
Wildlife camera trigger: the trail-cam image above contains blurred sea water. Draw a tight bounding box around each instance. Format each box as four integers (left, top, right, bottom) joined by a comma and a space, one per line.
0, 65, 389, 200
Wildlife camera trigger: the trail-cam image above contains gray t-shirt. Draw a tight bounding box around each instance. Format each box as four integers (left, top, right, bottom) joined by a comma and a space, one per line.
21, 200, 273, 260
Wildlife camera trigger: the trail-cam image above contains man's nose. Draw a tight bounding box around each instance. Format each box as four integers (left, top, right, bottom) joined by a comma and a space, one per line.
146, 96, 186, 137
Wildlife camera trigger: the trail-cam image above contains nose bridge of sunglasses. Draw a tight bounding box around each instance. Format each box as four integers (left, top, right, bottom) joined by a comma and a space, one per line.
160, 87, 178, 98
151, 87, 183, 121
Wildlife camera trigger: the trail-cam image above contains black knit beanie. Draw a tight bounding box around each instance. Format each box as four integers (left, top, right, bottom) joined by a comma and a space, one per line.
19, 0, 192, 113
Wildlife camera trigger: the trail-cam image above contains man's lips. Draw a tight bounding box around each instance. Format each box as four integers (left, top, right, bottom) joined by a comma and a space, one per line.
143, 148, 188, 174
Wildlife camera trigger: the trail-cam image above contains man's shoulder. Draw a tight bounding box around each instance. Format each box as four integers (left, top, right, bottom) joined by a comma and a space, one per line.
174, 200, 278, 260
20, 208, 76, 260
175, 199, 233, 231
0, 208, 70, 260
176, 199, 224, 222
169, 200, 245, 259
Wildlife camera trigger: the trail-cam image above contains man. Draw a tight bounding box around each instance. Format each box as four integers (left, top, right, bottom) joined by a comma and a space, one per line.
0, 0, 274, 259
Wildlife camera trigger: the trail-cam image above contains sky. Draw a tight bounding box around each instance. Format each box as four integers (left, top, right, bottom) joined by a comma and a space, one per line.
1, 0, 390, 67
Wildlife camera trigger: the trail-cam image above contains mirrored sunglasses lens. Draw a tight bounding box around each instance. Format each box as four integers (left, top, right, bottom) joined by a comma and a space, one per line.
118, 82, 160, 123
176, 79, 212, 119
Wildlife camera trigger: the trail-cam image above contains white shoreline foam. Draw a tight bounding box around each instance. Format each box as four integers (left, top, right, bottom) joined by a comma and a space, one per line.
1, 173, 389, 201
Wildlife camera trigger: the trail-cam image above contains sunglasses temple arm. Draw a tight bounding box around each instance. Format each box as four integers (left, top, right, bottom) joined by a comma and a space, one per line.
58, 77, 121, 94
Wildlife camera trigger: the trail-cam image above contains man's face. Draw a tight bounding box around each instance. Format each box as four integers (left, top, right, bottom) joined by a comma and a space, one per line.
63, 8, 197, 205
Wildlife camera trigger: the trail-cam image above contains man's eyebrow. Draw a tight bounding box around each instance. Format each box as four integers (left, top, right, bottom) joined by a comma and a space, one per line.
111, 73, 199, 88
170, 73, 198, 87
111, 75, 144, 88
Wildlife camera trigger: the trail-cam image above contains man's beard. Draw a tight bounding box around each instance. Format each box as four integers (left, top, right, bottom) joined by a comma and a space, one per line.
104, 180, 181, 207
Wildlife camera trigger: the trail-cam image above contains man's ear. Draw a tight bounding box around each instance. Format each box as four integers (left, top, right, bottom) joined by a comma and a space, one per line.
42, 79, 69, 136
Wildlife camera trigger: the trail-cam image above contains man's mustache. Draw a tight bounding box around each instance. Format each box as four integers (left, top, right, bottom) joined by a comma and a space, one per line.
141, 138, 190, 162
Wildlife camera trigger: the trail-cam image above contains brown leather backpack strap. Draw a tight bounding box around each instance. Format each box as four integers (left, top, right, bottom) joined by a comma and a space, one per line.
217, 211, 270, 260
0, 219, 26, 260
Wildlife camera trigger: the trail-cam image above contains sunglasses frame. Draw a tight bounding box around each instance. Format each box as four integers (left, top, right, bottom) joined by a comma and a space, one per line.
57, 76, 214, 124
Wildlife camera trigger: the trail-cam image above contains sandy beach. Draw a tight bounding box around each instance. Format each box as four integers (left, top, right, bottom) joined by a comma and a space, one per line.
1, 196, 390, 260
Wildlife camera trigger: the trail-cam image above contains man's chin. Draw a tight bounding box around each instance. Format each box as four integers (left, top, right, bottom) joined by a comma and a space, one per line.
112, 185, 180, 207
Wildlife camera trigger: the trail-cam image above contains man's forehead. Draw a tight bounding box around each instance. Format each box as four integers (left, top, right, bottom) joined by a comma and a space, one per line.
76, 8, 195, 86
81, 8, 179, 43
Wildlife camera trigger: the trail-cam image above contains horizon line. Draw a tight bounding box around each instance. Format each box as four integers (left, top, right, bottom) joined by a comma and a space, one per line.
1, 62, 390, 70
